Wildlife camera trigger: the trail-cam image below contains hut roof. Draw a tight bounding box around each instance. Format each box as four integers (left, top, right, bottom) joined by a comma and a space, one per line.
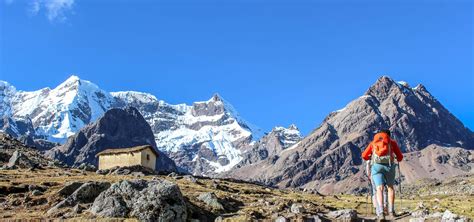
95, 145, 159, 157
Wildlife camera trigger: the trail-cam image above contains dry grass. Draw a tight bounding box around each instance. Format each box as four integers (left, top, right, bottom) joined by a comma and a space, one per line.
1, 168, 473, 221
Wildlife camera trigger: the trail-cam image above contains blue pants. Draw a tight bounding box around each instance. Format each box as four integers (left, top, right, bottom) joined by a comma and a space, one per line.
371, 163, 396, 187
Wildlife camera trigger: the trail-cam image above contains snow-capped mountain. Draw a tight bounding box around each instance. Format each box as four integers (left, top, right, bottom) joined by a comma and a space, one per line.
4, 76, 116, 142
112, 91, 262, 175
152, 94, 262, 175
1, 75, 262, 175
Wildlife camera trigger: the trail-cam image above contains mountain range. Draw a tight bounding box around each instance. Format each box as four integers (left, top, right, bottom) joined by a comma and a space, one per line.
1, 75, 473, 193
0, 76, 264, 175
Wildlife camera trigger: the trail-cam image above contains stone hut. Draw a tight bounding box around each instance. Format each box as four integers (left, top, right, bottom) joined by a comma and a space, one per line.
95, 145, 158, 170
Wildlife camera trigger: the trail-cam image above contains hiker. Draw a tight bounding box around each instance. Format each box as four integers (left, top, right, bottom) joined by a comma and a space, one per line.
362, 129, 403, 220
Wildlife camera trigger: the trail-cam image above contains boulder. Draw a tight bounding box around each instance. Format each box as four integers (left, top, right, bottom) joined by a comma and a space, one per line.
197, 192, 224, 210
183, 175, 198, 183
442, 210, 461, 221
28, 184, 47, 192
76, 163, 96, 172
411, 209, 430, 218
290, 203, 305, 214
275, 216, 287, 222
5, 151, 35, 169
57, 182, 84, 197
90, 179, 187, 221
31, 190, 43, 196
327, 209, 357, 221
47, 181, 110, 215
96, 169, 110, 175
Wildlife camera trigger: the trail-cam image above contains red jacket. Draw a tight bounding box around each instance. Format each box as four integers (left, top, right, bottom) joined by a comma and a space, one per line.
362, 140, 403, 162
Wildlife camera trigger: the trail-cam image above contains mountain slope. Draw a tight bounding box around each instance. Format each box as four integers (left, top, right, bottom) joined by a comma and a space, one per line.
225, 76, 474, 193
45, 107, 177, 172
232, 124, 302, 168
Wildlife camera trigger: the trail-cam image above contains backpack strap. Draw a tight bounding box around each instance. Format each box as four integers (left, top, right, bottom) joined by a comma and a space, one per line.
388, 141, 391, 166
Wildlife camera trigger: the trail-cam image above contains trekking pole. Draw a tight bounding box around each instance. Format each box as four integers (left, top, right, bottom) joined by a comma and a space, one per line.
366, 179, 369, 216
365, 162, 373, 216
397, 162, 402, 213
369, 178, 373, 215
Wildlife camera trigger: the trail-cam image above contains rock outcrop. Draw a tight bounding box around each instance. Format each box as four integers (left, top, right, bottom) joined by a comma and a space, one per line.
90, 179, 187, 221
45, 107, 177, 172
5, 150, 35, 169
47, 181, 111, 216
0, 133, 59, 169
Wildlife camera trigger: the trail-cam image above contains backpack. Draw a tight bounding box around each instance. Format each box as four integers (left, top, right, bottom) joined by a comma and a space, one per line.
371, 132, 393, 165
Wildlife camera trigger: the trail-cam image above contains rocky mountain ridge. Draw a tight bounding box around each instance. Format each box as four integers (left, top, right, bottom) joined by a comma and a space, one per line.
224, 76, 474, 194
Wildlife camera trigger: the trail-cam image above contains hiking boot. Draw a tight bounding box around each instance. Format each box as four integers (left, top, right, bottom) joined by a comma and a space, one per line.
388, 212, 396, 219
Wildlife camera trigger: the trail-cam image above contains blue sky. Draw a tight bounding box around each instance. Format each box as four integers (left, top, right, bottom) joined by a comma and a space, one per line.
1, 0, 473, 135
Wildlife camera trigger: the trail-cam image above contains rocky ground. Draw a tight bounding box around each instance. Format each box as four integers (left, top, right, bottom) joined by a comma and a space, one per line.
0, 166, 472, 221
0, 133, 61, 169
1, 133, 473, 221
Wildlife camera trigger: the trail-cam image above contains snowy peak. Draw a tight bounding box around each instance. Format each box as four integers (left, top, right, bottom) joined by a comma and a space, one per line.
57, 75, 80, 88
191, 93, 235, 117
191, 95, 226, 117
288, 124, 299, 131
5, 75, 116, 142
111, 91, 159, 104
209, 93, 223, 102
63, 74, 80, 83
271, 124, 302, 148
189, 94, 262, 138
